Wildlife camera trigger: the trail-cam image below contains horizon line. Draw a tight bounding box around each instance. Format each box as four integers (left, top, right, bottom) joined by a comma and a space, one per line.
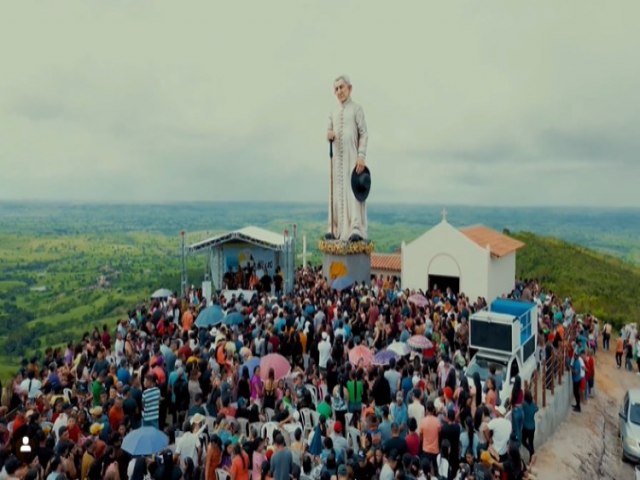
0, 198, 639, 211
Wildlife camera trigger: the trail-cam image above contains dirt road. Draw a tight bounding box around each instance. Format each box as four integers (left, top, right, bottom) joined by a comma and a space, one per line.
534, 344, 636, 479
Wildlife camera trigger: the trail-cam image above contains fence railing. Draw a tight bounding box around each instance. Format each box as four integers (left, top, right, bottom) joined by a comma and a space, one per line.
527, 322, 577, 408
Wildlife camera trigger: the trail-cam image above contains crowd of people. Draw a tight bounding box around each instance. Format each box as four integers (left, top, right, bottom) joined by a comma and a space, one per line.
0, 267, 587, 480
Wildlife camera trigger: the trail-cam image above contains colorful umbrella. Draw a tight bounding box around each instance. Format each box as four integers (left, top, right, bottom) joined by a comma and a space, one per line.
260, 353, 291, 380
408, 293, 429, 307
195, 305, 224, 327
331, 275, 354, 292
387, 341, 411, 357
407, 335, 433, 350
122, 426, 169, 456
372, 349, 398, 366
349, 345, 374, 367
224, 311, 245, 326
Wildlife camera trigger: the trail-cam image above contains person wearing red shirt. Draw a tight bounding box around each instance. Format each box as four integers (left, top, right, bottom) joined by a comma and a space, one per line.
101, 325, 111, 350
50, 401, 64, 424
109, 397, 125, 432
66, 414, 81, 443
178, 343, 193, 360
228, 444, 250, 480
584, 350, 595, 400
405, 417, 421, 456
182, 308, 194, 332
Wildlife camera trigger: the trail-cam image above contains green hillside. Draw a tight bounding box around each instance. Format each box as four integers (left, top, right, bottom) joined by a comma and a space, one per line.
512, 231, 640, 327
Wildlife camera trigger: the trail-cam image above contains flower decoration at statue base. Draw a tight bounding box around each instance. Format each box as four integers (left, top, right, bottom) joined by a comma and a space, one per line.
318, 239, 374, 256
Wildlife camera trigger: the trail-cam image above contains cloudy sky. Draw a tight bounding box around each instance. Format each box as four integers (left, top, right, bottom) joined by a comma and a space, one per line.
1, 1, 638, 207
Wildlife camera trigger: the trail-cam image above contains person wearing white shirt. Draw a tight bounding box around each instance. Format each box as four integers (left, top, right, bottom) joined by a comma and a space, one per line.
175, 413, 207, 468
487, 406, 512, 458
407, 390, 425, 426
318, 333, 332, 371
52, 412, 69, 441
19, 373, 42, 400
384, 360, 401, 396
379, 450, 399, 480
314, 310, 326, 331
114, 333, 125, 361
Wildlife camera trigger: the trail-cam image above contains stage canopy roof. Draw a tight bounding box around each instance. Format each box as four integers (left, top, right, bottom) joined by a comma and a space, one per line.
188, 226, 285, 253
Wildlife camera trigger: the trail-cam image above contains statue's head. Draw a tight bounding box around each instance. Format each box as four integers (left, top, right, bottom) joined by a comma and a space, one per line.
333, 75, 352, 104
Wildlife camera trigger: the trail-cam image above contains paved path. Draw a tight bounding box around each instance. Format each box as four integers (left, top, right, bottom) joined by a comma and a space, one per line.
534, 344, 636, 479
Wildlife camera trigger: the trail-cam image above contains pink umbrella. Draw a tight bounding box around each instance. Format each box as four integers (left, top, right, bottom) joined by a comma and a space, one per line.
408, 293, 429, 308
349, 345, 374, 367
260, 353, 291, 380
407, 335, 433, 350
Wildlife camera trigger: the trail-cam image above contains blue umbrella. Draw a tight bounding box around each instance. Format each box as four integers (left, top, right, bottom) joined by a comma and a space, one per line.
241, 357, 260, 377
195, 305, 224, 328
224, 311, 245, 326
331, 275, 354, 292
122, 426, 169, 456
373, 349, 399, 366
309, 424, 323, 456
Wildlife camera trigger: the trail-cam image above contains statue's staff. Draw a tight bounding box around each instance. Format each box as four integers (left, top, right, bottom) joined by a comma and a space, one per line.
329, 139, 334, 239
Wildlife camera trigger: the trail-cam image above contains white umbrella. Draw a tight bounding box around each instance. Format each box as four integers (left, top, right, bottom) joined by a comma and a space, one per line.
387, 341, 411, 357
151, 288, 173, 299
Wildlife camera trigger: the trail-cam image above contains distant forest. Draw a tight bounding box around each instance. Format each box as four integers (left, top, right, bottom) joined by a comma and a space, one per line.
1, 201, 638, 263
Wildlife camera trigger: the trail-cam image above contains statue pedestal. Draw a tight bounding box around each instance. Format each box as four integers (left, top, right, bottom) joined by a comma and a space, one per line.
318, 240, 373, 287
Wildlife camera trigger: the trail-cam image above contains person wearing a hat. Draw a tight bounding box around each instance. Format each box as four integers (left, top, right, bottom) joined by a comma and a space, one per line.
325, 74, 370, 243
176, 412, 207, 469
89, 405, 110, 439
330, 420, 349, 460
476, 450, 497, 478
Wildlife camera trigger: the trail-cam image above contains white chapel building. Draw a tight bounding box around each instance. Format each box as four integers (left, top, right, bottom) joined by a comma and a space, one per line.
400, 213, 525, 302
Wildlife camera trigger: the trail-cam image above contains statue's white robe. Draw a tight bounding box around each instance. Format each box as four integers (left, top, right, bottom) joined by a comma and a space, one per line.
327, 98, 368, 240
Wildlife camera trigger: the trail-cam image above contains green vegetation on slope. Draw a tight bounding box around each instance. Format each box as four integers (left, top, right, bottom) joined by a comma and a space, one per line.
0, 232, 200, 377
512, 231, 640, 327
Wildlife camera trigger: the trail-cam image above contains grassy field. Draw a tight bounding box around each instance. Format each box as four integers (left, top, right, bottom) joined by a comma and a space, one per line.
0, 231, 202, 380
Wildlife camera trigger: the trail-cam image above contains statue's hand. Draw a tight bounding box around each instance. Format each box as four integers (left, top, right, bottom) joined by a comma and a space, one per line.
356, 158, 366, 174
327, 131, 336, 141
